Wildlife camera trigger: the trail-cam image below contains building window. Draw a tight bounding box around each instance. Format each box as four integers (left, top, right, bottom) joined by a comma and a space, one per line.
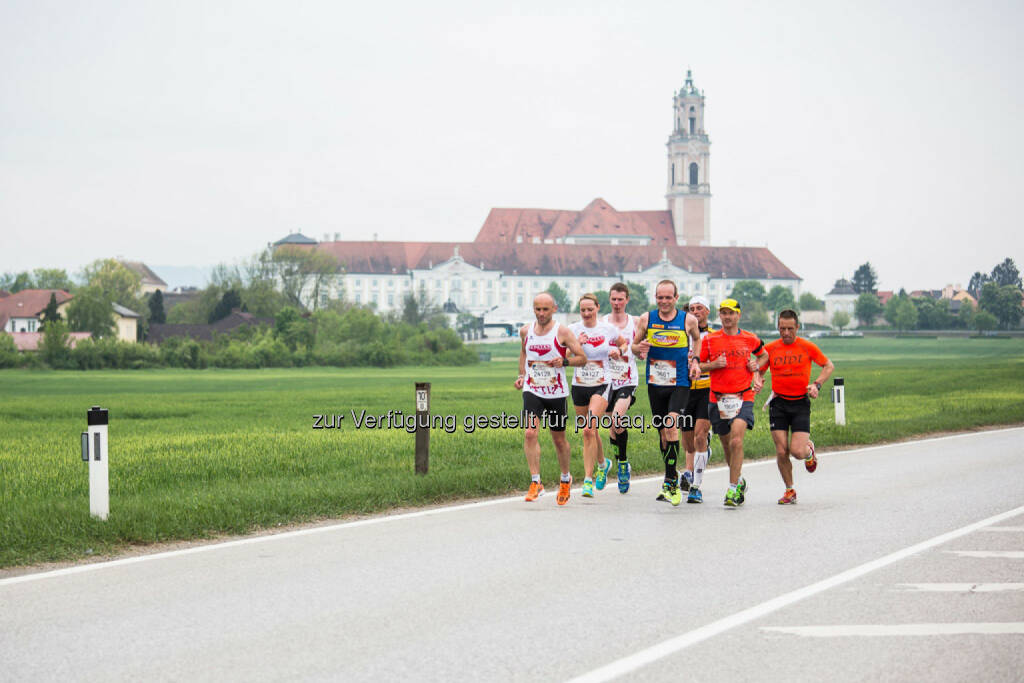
487, 280, 493, 289
689, 117, 695, 135
387, 279, 394, 288
517, 295, 524, 307
689, 163, 699, 186
502, 280, 508, 289
355, 293, 361, 304
372, 279, 378, 288
387, 294, 394, 306
671, 164, 675, 185
354, 279, 361, 287
517, 281, 523, 289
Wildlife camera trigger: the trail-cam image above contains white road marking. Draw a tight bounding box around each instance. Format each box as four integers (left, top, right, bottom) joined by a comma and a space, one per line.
3, 426, 1021, 589
566, 503, 1024, 683
980, 526, 1024, 532
761, 623, 1024, 637
945, 551, 1024, 559
896, 583, 1024, 592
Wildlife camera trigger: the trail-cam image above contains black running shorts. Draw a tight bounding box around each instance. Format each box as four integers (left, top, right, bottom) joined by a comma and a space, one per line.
571, 383, 611, 407
768, 396, 811, 434
648, 385, 690, 422
523, 392, 568, 432
680, 387, 710, 431
605, 385, 637, 412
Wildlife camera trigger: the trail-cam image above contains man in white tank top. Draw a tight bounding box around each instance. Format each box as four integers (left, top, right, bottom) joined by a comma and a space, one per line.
515, 292, 588, 505
597, 282, 641, 493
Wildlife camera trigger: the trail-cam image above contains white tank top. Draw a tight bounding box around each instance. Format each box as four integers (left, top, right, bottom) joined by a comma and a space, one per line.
569, 320, 619, 387
601, 313, 638, 388
523, 321, 569, 398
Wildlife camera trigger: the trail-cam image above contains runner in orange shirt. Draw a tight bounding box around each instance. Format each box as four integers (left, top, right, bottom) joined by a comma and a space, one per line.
698, 298, 768, 507
758, 309, 834, 504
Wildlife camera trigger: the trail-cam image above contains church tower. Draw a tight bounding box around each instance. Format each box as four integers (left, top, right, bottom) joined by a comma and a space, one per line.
666, 70, 711, 246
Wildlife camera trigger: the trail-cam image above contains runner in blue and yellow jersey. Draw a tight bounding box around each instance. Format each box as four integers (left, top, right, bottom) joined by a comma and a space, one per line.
631, 280, 702, 506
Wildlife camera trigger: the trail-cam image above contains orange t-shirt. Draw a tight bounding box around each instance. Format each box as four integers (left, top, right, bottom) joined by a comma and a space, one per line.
763, 337, 829, 399
700, 329, 764, 401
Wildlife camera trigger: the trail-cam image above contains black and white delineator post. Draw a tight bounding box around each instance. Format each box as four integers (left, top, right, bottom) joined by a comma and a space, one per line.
832, 378, 846, 426
81, 406, 109, 520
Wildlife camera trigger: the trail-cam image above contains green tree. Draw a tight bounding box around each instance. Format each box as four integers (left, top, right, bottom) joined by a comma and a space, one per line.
81, 259, 142, 310
851, 262, 878, 294
148, 290, 166, 325
745, 301, 770, 329
40, 319, 71, 368
39, 293, 63, 331
765, 285, 797, 313
66, 286, 115, 338
798, 292, 825, 311
729, 280, 766, 305
209, 288, 242, 323
979, 282, 1024, 329
0, 332, 20, 368
401, 291, 441, 324
990, 257, 1022, 288
624, 281, 650, 316
593, 290, 611, 314
854, 292, 883, 326
956, 299, 976, 330
0, 271, 34, 293
885, 295, 918, 332
544, 282, 572, 312
913, 298, 952, 330
967, 271, 989, 299
259, 245, 340, 310
832, 310, 851, 331
974, 310, 997, 333
32, 268, 75, 291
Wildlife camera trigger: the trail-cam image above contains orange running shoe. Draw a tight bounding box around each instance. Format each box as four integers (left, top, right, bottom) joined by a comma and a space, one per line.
805, 440, 818, 473
525, 481, 544, 502
778, 488, 797, 505
556, 476, 572, 506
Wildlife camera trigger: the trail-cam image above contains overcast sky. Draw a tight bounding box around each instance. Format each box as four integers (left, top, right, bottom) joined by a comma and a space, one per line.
2, 0, 1021, 296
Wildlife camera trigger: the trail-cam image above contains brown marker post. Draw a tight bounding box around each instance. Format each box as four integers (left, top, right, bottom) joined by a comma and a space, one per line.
415, 382, 430, 474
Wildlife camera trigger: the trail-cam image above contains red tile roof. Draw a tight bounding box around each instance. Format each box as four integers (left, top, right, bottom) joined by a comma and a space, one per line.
314, 242, 799, 281
0, 289, 73, 331
474, 198, 677, 245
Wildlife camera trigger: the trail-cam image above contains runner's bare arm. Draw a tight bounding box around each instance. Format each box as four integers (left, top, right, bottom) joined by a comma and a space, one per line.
685, 313, 702, 381
609, 334, 627, 360
558, 327, 588, 368
809, 358, 835, 398
514, 325, 528, 389
630, 312, 650, 358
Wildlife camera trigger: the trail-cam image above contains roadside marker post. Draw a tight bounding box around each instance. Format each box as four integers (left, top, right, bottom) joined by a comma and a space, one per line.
415, 383, 430, 474
81, 406, 109, 520
832, 378, 846, 426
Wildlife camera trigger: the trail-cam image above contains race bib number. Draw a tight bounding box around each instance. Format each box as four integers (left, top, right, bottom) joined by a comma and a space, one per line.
576, 361, 604, 387
718, 393, 743, 419
608, 358, 630, 383
528, 361, 557, 387
649, 360, 677, 386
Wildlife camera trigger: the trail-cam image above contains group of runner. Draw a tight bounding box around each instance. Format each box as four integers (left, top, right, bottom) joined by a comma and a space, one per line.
515, 280, 834, 507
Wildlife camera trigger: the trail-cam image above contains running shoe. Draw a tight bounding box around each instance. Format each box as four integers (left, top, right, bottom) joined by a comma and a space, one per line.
723, 488, 738, 507
595, 458, 612, 491
738, 477, 748, 494
656, 481, 672, 502
735, 486, 745, 506
778, 488, 797, 505
582, 479, 595, 498
805, 440, 818, 473
525, 481, 544, 502
617, 460, 631, 494
687, 486, 703, 504
680, 470, 693, 492
557, 477, 572, 506
667, 483, 682, 506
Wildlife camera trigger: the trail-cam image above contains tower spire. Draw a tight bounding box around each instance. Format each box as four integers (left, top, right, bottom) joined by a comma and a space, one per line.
666, 70, 711, 246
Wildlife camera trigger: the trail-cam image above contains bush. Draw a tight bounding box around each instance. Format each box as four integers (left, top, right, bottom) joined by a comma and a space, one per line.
0, 333, 21, 368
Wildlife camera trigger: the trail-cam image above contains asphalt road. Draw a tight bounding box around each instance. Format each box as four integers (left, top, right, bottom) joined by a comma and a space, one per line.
3, 427, 1023, 682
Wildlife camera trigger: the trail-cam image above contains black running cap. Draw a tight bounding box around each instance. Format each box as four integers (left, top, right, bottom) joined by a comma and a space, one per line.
87, 406, 109, 426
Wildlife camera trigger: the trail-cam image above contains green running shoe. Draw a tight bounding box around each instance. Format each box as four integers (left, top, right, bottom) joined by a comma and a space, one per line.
724, 488, 739, 507
595, 458, 612, 491
738, 477, 748, 494
656, 481, 672, 502
667, 483, 682, 506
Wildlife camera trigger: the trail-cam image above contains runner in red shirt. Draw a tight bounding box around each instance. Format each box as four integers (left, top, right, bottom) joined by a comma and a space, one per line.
699, 298, 768, 507
758, 309, 834, 504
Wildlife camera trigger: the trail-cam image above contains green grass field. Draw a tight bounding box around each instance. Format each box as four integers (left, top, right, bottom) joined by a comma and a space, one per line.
2, 337, 1023, 568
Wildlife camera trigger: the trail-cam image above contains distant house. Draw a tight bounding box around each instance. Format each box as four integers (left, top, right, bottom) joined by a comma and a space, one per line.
112, 303, 141, 342
5, 331, 92, 352
876, 290, 895, 307
119, 261, 168, 295
147, 310, 273, 344
824, 278, 858, 328
0, 289, 74, 333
